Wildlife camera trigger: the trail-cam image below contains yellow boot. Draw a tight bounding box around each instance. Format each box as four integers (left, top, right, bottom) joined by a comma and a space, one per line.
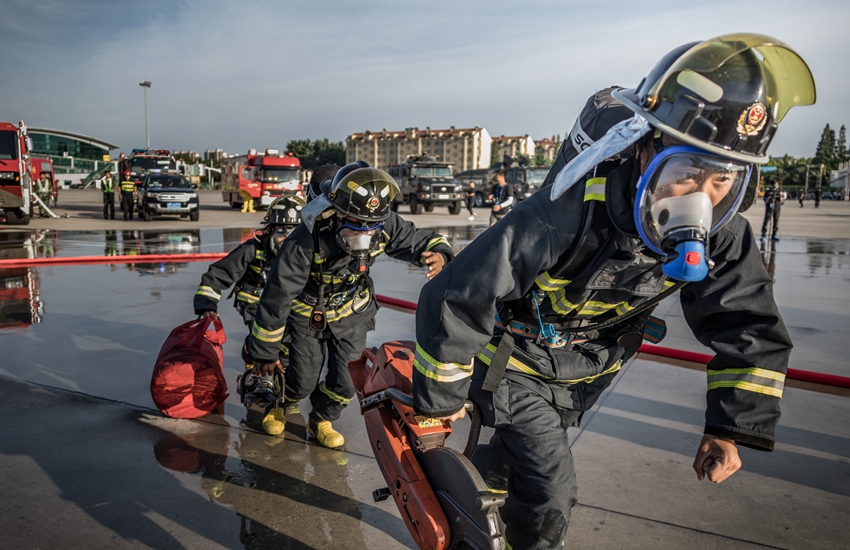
262, 408, 286, 435
240, 200, 249, 213
247, 198, 256, 213
309, 419, 344, 448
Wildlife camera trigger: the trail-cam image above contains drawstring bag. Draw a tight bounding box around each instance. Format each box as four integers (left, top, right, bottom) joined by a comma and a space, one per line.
151, 317, 228, 418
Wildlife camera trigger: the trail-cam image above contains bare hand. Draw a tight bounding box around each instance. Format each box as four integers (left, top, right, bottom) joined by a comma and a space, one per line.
200, 311, 219, 319
252, 360, 283, 376
436, 406, 467, 423
492, 204, 501, 212
421, 251, 446, 280
693, 434, 741, 483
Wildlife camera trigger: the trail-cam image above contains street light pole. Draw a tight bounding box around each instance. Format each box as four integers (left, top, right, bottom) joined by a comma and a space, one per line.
139, 81, 151, 149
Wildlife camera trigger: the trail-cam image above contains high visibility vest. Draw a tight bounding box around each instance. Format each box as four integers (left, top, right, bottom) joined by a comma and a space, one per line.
120, 180, 136, 193
102, 177, 114, 193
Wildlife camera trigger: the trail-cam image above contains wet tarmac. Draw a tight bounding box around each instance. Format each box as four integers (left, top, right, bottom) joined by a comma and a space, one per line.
1, 218, 849, 549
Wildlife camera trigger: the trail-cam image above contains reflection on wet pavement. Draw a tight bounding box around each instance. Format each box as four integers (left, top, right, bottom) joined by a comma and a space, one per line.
1, 226, 849, 549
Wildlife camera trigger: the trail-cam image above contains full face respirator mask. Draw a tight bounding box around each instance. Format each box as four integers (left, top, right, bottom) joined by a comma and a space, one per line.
635, 146, 751, 281
268, 225, 296, 255
335, 218, 383, 273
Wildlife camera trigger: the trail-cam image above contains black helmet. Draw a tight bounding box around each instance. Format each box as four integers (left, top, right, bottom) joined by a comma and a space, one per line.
612, 33, 815, 164
307, 163, 341, 202
263, 195, 305, 227
328, 162, 399, 222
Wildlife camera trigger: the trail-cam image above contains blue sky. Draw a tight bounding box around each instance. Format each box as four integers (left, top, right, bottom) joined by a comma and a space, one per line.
1, 0, 846, 158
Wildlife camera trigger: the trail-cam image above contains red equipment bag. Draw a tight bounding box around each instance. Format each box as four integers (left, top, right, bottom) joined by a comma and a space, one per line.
151, 316, 228, 418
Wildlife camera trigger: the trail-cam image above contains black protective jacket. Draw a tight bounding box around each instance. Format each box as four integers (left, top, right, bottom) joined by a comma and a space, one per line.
413, 122, 792, 452
247, 211, 454, 362
194, 231, 274, 323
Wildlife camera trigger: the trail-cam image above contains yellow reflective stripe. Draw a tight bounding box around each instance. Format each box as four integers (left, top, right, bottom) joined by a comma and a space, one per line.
478, 343, 623, 384
614, 301, 635, 316
195, 285, 221, 300
661, 280, 676, 293
371, 242, 387, 257
549, 288, 579, 315
236, 291, 260, 304
425, 236, 450, 252
310, 271, 347, 284
251, 265, 262, 273
318, 381, 352, 405
255, 250, 265, 261
583, 177, 606, 202
414, 344, 473, 383
535, 271, 570, 292
313, 252, 325, 264
279, 342, 289, 356
251, 322, 285, 343
290, 290, 372, 323
577, 300, 618, 316
707, 367, 785, 398
477, 343, 543, 377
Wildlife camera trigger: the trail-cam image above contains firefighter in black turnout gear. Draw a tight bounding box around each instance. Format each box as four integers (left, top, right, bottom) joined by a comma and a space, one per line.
247, 162, 455, 448
194, 195, 305, 435
411, 34, 816, 549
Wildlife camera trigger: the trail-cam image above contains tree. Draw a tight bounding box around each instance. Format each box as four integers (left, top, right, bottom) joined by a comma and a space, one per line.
285, 139, 345, 170
837, 125, 848, 165
490, 142, 500, 167
813, 123, 837, 172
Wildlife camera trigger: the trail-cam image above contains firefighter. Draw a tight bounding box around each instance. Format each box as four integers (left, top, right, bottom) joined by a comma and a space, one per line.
488, 168, 515, 226
35, 173, 52, 217
410, 34, 815, 549
246, 162, 455, 446
239, 189, 256, 213
194, 195, 307, 435
120, 171, 136, 221
101, 171, 115, 220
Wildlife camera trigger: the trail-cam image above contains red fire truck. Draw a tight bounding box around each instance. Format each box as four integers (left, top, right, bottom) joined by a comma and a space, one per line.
220, 149, 303, 208
0, 231, 44, 332
0, 121, 34, 225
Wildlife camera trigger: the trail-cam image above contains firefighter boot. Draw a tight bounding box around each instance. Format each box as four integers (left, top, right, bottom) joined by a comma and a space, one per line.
247, 198, 256, 213
241, 200, 250, 213
308, 418, 344, 449
262, 407, 286, 436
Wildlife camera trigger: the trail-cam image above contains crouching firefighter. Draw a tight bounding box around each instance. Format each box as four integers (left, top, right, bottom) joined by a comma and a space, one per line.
411, 34, 816, 549
246, 161, 455, 448
194, 195, 305, 435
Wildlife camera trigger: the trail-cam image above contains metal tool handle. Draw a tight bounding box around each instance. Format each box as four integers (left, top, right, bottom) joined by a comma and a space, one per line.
361, 388, 481, 459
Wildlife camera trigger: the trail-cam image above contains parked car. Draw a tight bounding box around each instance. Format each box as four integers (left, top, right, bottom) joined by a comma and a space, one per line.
136, 172, 200, 221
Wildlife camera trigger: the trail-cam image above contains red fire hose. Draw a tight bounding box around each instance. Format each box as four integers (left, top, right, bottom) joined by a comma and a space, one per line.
371, 294, 850, 390
0, 253, 846, 389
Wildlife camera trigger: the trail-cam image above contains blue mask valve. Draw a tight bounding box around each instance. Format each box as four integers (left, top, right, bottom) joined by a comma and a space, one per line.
662, 241, 709, 282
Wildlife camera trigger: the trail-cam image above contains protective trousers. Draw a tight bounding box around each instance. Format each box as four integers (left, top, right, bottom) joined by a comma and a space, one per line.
761, 203, 781, 237
121, 192, 134, 220
469, 362, 580, 550
103, 193, 115, 219
283, 314, 370, 423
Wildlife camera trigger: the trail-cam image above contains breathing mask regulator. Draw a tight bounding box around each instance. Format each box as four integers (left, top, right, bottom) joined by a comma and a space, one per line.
635, 145, 751, 281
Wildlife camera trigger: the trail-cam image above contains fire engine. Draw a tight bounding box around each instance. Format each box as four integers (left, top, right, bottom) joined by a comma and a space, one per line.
0, 121, 34, 225
119, 149, 177, 184
220, 149, 303, 208
0, 231, 45, 332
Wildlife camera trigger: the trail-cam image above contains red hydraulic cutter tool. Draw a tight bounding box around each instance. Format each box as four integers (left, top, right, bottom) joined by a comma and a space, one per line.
348, 341, 507, 550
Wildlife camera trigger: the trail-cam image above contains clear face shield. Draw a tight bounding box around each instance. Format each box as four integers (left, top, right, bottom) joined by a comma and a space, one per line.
635, 146, 751, 281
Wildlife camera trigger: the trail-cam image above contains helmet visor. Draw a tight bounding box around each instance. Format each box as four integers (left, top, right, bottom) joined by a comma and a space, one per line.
637, 146, 751, 254
649, 33, 816, 123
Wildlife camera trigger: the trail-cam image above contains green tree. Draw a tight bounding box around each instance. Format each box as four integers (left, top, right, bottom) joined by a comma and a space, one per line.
490, 143, 500, 166
837, 125, 848, 165
813, 123, 837, 171
285, 139, 345, 170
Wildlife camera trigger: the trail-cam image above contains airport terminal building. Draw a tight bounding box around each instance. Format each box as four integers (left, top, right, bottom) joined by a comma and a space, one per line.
29, 128, 118, 186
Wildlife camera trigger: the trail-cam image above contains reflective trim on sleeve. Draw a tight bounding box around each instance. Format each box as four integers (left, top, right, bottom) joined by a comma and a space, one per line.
413, 344, 473, 383
583, 177, 606, 202
279, 343, 289, 356
318, 381, 352, 405
425, 236, 450, 252
535, 271, 571, 292
548, 288, 580, 315
251, 322, 285, 343
577, 300, 619, 316
707, 367, 785, 398
236, 291, 260, 304
195, 285, 221, 301
478, 343, 623, 384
